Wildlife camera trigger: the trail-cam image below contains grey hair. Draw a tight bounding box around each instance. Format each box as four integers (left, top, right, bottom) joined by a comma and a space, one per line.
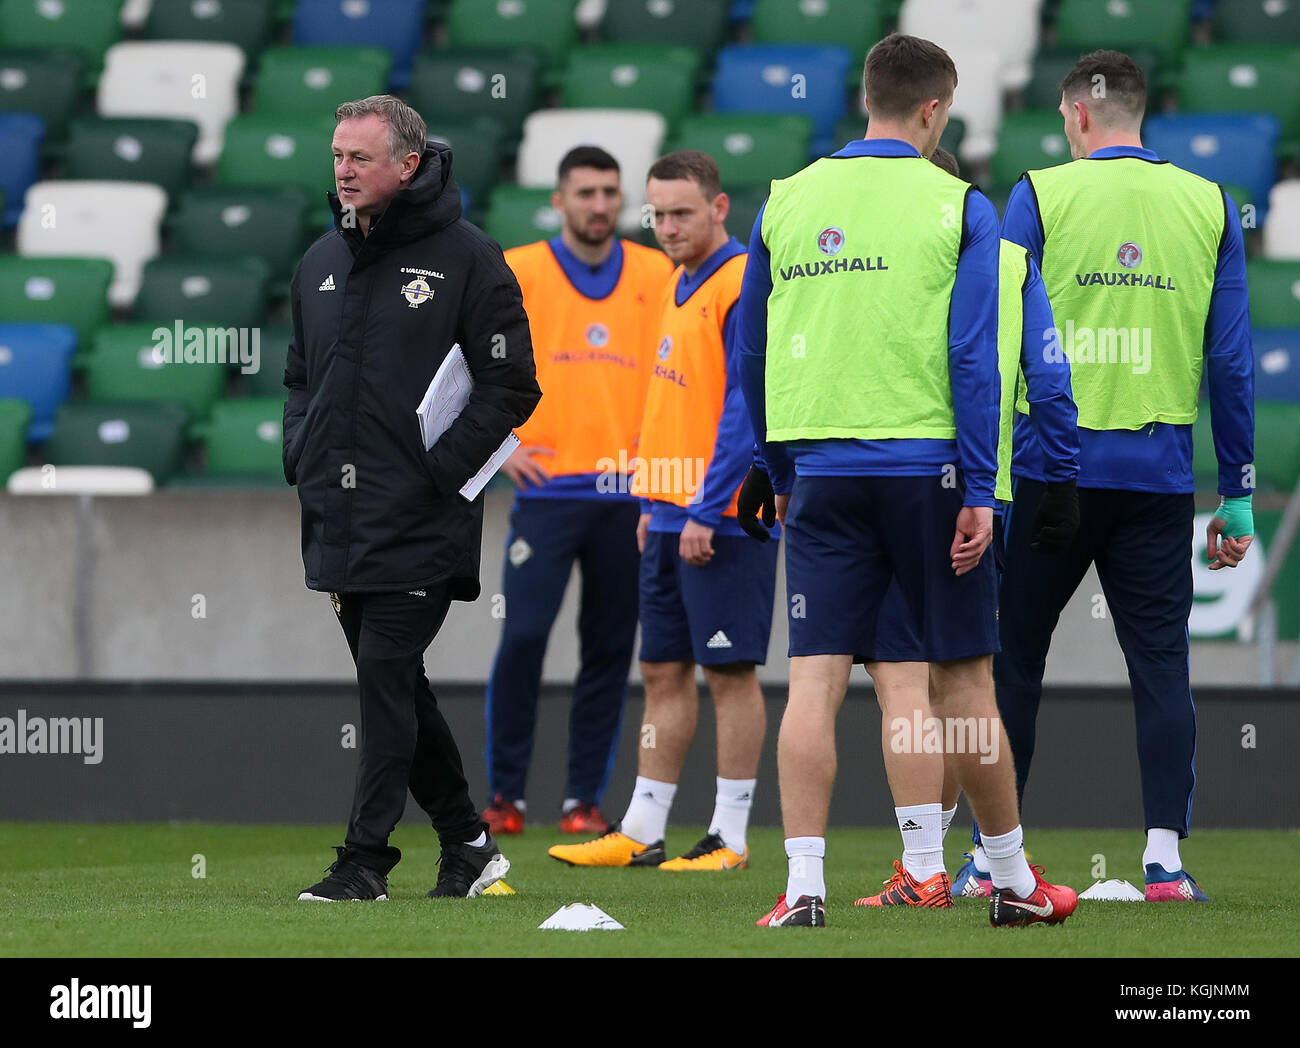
335, 95, 427, 163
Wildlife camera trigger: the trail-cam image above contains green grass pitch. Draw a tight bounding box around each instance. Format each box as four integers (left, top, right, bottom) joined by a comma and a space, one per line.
0, 823, 1293, 957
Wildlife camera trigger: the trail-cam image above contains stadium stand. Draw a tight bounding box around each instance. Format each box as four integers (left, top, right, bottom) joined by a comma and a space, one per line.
711, 43, 852, 155
0, 0, 123, 80
0, 47, 83, 150
1263, 179, 1300, 260
0, 109, 41, 226
17, 180, 166, 308
291, 0, 426, 90
85, 323, 227, 422
0, 395, 31, 484
0, 256, 113, 345
142, 0, 278, 58
96, 40, 244, 165
0, 322, 75, 441
44, 401, 189, 484
61, 116, 198, 200
0, 0, 1294, 515
133, 255, 270, 330
253, 45, 392, 115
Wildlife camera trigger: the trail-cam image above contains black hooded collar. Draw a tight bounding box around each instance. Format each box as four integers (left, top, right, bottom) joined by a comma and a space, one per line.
328, 141, 462, 262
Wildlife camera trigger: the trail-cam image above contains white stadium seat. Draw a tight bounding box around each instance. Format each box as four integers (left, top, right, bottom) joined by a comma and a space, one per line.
97, 40, 245, 166
517, 109, 667, 234
17, 181, 167, 308
938, 47, 1005, 163
1263, 179, 1300, 261
900, 0, 1043, 89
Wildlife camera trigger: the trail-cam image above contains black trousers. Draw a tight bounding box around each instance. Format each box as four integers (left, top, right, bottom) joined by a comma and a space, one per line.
332, 586, 483, 871
995, 479, 1198, 836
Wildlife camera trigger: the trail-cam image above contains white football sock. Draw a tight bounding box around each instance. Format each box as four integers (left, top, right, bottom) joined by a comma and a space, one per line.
561, 798, 580, 814
1143, 828, 1181, 873
512, 799, 526, 813
785, 836, 826, 902
980, 825, 1035, 898
972, 843, 990, 871
620, 776, 676, 844
896, 803, 945, 881
940, 806, 957, 840
708, 777, 756, 854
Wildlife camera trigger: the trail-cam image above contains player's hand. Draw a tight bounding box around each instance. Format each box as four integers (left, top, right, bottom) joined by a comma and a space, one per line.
500, 444, 553, 489
680, 519, 715, 566
737, 465, 776, 542
776, 492, 790, 524
950, 505, 993, 576
637, 513, 650, 554
1208, 495, 1254, 570
1030, 478, 1080, 554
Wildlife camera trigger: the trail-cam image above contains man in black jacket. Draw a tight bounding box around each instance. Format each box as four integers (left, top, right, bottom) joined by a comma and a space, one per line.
285, 95, 541, 901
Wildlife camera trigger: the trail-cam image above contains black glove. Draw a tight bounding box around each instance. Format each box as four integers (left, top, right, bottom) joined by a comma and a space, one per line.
1030, 478, 1079, 553
737, 465, 777, 542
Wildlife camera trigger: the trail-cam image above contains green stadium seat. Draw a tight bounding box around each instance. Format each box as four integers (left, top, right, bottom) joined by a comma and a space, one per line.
601, 0, 728, 54
0, 0, 122, 80
61, 117, 199, 199
1194, 400, 1300, 493
1246, 260, 1300, 328
1022, 47, 1163, 109
562, 46, 700, 132
406, 49, 542, 143
1054, 0, 1193, 68
85, 323, 227, 422
134, 256, 270, 330
991, 110, 1073, 189
1222, 182, 1254, 214
1212, 0, 1300, 45
0, 256, 112, 344
0, 396, 31, 483
170, 186, 311, 282
144, 0, 277, 59
750, 0, 890, 69
483, 184, 561, 251
45, 401, 189, 483
427, 117, 504, 208
1178, 46, 1300, 157
253, 45, 393, 116
0, 48, 84, 146
191, 396, 287, 479
217, 112, 338, 199
1256, 401, 1300, 491
445, 0, 577, 71
242, 324, 292, 397
670, 114, 813, 190
725, 185, 768, 245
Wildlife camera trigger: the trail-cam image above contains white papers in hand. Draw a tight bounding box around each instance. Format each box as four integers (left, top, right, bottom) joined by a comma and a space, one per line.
415, 343, 518, 501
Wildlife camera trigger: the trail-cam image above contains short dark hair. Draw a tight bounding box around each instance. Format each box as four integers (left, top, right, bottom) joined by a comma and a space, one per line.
930, 145, 961, 178
863, 33, 958, 121
1060, 50, 1146, 123
647, 149, 722, 200
557, 145, 620, 184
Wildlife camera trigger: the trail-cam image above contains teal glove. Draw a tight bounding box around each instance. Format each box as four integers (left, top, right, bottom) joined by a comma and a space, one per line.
1212, 494, 1254, 539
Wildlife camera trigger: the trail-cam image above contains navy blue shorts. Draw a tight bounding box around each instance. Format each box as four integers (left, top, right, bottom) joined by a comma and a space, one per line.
639, 530, 779, 665
785, 475, 999, 663
872, 512, 1006, 661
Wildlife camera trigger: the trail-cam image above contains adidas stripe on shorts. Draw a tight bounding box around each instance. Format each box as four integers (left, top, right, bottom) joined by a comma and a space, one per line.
638, 530, 778, 665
